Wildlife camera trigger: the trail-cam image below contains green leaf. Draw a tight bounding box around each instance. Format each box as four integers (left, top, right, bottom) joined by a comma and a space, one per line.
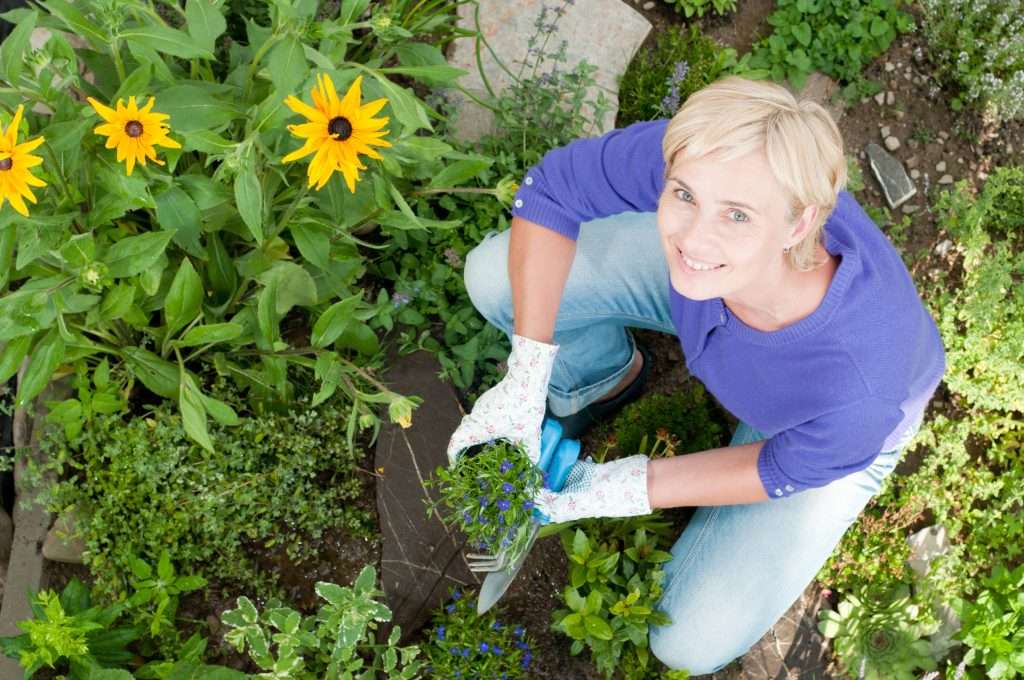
122, 347, 180, 399
104, 230, 176, 279
1, 9, 37, 85
367, 70, 431, 132
99, 283, 135, 322
377, 64, 466, 85
121, 25, 214, 60
584, 615, 613, 641
199, 392, 238, 425
130, 556, 153, 580
257, 276, 279, 344
205, 232, 237, 301
88, 669, 135, 680
177, 323, 242, 347
0, 222, 15, 290
185, 0, 227, 54
155, 186, 203, 256
16, 329, 64, 407
572, 529, 590, 558
234, 167, 263, 243
0, 334, 32, 383
428, 158, 492, 189
311, 294, 361, 348
113, 61, 153, 103
255, 262, 317, 315
156, 85, 242, 131
337, 0, 370, 24
157, 551, 174, 580
870, 16, 888, 37
268, 35, 307, 93
164, 258, 203, 339
289, 222, 330, 270
792, 21, 812, 47
41, 0, 107, 45
179, 371, 214, 452
182, 129, 236, 155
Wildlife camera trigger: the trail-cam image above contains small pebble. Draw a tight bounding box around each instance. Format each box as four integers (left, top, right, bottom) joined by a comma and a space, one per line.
874, 92, 886, 106
880, 125, 891, 138
939, 130, 950, 140
895, 110, 906, 120
885, 136, 901, 152
957, 156, 964, 164
910, 169, 921, 179
902, 204, 920, 214
642, 0, 654, 7
906, 155, 919, 169
936, 160, 946, 172
886, 91, 895, 105
938, 174, 954, 184
885, 62, 895, 72
935, 239, 953, 256
978, 171, 989, 181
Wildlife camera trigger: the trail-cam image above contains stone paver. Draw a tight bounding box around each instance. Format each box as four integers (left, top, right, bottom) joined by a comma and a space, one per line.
447, 0, 651, 141
866, 142, 917, 209
375, 351, 481, 640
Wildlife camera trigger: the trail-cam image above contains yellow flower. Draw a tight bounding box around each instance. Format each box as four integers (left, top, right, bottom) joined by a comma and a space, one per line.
87, 96, 181, 176
282, 74, 391, 192
0, 105, 47, 217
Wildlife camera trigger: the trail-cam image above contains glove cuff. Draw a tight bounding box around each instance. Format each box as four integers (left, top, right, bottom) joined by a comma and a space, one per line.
615, 454, 652, 517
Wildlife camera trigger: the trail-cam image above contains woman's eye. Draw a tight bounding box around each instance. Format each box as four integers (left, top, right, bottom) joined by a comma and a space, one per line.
674, 189, 694, 203
729, 209, 749, 223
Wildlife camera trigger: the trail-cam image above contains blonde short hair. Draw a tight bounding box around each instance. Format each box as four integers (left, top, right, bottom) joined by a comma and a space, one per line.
661, 76, 847, 271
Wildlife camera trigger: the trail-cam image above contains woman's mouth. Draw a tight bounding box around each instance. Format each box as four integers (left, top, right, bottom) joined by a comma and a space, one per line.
679, 250, 725, 272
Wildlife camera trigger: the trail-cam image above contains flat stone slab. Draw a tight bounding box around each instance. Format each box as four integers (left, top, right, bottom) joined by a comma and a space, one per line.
447, 0, 651, 141
375, 351, 481, 640
866, 142, 916, 209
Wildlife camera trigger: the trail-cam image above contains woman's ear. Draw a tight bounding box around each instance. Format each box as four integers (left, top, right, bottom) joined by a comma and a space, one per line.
785, 204, 819, 249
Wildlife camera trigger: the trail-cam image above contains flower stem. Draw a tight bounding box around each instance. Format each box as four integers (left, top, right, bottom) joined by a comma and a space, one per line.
110, 40, 127, 82
268, 182, 311, 244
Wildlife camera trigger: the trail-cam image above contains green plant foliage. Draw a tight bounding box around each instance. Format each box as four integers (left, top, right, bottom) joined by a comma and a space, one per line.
0, 0, 473, 448
26, 376, 375, 598
818, 584, 940, 680
425, 587, 535, 678
951, 563, 1024, 679
426, 439, 544, 562
608, 383, 728, 459
736, 0, 914, 96
659, 0, 737, 18
617, 25, 736, 125
919, 0, 1024, 122
0, 578, 140, 679
929, 167, 1024, 414
125, 551, 207, 646
220, 565, 423, 679
553, 524, 673, 679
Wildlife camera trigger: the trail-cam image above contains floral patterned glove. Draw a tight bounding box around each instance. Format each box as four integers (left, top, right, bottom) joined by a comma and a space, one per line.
446, 334, 559, 467
534, 455, 651, 524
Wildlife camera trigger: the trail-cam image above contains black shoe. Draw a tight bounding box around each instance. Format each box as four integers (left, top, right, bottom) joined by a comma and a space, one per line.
548, 342, 651, 441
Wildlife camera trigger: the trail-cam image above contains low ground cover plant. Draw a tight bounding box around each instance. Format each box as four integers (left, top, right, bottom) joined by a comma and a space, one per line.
425, 587, 536, 678
919, 0, 1024, 121
616, 26, 736, 125
26, 373, 374, 598
428, 440, 544, 562
951, 562, 1024, 679
659, 0, 737, 18
606, 383, 727, 458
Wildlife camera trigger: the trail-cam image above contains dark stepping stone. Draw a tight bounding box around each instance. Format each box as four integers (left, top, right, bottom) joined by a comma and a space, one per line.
374, 351, 481, 640
866, 142, 917, 209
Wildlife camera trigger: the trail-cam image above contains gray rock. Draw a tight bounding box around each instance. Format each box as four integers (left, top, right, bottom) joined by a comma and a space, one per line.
880, 125, 891, 138
874, 92, 886, 106
936, 239, 953, 256
884, 136, 901, 152
642, 0, 655, 7
939, 130, 950, 140
936, 160, 946, 172
886, 91, 895, 105
910, 169, 921, 180
447, 0, 651, 142
884, 61, 895, 72
939, 174, 954, 184
866, 142, 917, 209
375, 351, 481, 640
905, 155, 919, 169
42, 512, 85, 564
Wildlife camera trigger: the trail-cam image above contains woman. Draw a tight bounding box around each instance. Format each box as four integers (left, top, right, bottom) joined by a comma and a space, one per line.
445, 76, 945, 674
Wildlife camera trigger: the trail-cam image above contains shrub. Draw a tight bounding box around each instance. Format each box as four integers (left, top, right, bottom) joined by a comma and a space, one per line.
919, 0, 1024, 122
951, 562, 1024, 679
608, 383, 728, 458
617, 25, 736, 126
425, 587, 536, 678
736, 0, 914, 96
659, 0, 737, 18
27, 375, 375, 598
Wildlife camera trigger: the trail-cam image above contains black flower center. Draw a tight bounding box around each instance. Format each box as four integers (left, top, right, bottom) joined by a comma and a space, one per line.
124, 120, 144, 138
0, 158, 11, 171
328, 116, 353, 141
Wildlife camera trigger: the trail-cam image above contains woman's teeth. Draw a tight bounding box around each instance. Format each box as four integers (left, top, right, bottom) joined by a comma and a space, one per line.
682, 253, 723, 271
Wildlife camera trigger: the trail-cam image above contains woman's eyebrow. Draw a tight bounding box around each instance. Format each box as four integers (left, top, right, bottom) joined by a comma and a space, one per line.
666, 176, 761, 215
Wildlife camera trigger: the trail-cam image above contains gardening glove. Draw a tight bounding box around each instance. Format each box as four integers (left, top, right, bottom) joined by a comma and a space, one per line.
534, 455, 651, 524
446, 334, 560, 467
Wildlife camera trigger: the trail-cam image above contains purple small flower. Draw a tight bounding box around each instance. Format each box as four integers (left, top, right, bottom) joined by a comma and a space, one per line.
514, 626, 525, 639
449, 645, 459, 655
461, 647, 470, 657
447, 604, 456, 614
479, 496, 489, 507
436, 625, 446, 640
492, 645, 503, 655
501, 482, 514, 494
452, 589, 462, 600
498, 513, 506, 525
478, 515, 489, 525
454, 672, 462, 679
523, 651, 533, 667
492, 621, 503, 630
391, 292, 411, 308
479, 642, 489, 653
500, 460, 513, 473
462, 511, 473, 524
497, 499, 511, 512
501, 538, 511, 547
522, 500, 534, 510
516, 640, 530, 650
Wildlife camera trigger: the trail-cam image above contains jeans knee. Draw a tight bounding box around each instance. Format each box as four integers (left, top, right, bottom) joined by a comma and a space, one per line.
464, 233, 512, 328
649, 624, 736, 676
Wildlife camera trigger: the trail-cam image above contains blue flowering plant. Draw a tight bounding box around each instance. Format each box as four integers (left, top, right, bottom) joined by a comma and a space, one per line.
427, 440, 544, 567
425, 588, 536, 678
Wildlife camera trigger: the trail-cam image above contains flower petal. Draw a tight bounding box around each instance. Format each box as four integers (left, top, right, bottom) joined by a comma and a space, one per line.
284, 95, 327, 123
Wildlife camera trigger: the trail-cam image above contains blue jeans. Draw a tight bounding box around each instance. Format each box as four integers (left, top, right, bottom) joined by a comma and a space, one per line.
464, 213, 916, 674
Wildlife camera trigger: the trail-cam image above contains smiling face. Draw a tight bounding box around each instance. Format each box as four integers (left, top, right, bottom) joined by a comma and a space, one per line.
656, 147, 803, 305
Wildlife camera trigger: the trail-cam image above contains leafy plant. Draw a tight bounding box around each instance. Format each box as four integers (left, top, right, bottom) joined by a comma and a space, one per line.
553, 525, 673, 679
659, 0, 737, 18
919, 0, 1024, 121
25, 374, 375, 597
0, 578, 141, 679
427, 439, 544, 562
220, 565, 424, 679
603, 383, 728, 459
125, 550, 207, 645
736, 0, 914, 96
617, 25, 736, 125
818, 584, 940, 680
951, 562, 1024, 680
425, 587, 535, 678
0, 0, 476, 449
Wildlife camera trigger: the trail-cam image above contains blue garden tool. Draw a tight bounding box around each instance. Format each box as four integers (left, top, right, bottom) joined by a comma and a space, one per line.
473, 418, 580, 614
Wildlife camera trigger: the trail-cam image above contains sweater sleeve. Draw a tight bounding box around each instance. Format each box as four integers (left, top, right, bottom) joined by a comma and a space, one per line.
510, 119, 669, 240
756, 397, 906, 499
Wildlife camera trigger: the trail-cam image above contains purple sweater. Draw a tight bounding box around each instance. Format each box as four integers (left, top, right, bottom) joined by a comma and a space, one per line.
511, 119, 946, 499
